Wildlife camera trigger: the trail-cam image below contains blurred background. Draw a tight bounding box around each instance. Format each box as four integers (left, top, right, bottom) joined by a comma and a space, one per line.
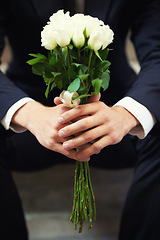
0, 36, 139, 240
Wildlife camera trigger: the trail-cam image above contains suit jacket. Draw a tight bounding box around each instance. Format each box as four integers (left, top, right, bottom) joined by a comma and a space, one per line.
0, 0, 160, 130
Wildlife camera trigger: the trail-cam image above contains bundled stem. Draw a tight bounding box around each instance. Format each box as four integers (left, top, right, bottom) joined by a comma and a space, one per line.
70, 161, 96, 233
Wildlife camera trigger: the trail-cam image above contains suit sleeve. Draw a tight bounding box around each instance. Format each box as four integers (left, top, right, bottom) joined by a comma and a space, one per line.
0, 3, 29, 121
128, 0, 160, 122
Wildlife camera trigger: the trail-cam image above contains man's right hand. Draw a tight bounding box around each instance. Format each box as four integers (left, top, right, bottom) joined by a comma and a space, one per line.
11, 101, 89, 160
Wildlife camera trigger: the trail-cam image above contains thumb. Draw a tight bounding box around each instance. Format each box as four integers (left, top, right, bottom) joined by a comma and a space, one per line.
88, 92, 101, 103
54, 97, 63, 105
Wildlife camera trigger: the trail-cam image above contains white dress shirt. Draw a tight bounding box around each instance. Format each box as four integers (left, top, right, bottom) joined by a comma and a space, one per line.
1, 97, 35, 132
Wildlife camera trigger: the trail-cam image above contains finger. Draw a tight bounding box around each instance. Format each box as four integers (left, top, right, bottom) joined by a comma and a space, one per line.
68, 114, 89, 124
75, 143, 91, 162
56, 135, 75, 143
58, 115, 98, 137
58, 102, 101, 124
53, 143, 77, 159
76, 136, 111, 160
54, 97, 63, 105
62, 125, 105, 150
52, 143, 90, 161
76, 143, 92, 152
88, 93, 101, 103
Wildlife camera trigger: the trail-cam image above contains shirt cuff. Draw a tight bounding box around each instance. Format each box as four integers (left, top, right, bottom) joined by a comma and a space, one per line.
1, 97, 35, 133
114, 97, 157, 139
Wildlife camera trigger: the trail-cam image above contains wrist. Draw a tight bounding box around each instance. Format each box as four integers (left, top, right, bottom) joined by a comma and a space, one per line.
11, 101, 43, 131
113, 105, 139, 133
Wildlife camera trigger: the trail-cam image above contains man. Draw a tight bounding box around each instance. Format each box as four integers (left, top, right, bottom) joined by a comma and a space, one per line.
0, 0, 160, 239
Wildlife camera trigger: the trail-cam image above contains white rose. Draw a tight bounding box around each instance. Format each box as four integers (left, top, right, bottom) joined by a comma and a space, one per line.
49, 10, 72, 38
72, 29, 85, 48
41, 10, 114, 51
60, 90, 80, 108
41, 10, 72, 49
88, 25, 114, 51
49, 10, 70, 25
69, 14, 86, 35
53, 29, 71, 47
41, 25, 57, 50
70, 14, 86, 29
85, 15, 104, 38
41, 12, 72, 49
88, 26, 104, 51
101, 25, 114, 50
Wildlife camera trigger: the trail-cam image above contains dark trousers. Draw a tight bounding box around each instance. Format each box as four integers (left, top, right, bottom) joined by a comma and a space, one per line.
0, 126, 160, 240
119, 128, 160, 240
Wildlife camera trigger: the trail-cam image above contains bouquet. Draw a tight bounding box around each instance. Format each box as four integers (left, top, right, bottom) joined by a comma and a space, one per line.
27, 10, 114, 232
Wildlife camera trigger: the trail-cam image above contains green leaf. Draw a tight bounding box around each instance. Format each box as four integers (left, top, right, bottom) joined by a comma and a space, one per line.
49, 55, 57, 66
43, 64, 54, 78
32, 63, 45, 76
78, 66, 88, 76
101, 70, 110, 91
92, 78, 102, 95
50, 82, 56, 91
98, 48, 110, 60
95, 51, 103, 61
43, 76, 54, 84
51, 72, 61, 78
44, 78, 55, 98
97, 60, 111, 73
78, 83, 88, 95
67, 78, 81, 93
55, 78, 63, 89
27, 54, 47, 65
102, 61, 111, 71
45, 84, 50, 98
68, 65, 77, 79
80, 65, 88, 73
71, 63, 82, 68
78, 74, 89, 81
29, 53, 46, 58
27, 58, 43, 65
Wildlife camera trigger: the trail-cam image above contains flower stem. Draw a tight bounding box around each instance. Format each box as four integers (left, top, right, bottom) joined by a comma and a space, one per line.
78, 48, 81, 62
55, 47, 67, 73
70, 161, 96, 232
86, 49, 93, 91
87, 49, 93, 74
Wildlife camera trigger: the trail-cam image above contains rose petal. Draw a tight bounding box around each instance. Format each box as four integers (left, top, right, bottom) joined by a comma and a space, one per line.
60, 90, 80, 108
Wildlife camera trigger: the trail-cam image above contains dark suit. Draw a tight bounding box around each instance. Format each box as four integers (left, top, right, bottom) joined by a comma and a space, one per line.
0, 0, 160, 239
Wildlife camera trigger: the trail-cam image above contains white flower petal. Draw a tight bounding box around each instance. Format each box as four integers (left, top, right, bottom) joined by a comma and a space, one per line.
60, 91, 80, 108
54, 30, 71, 47
72, 29, 85, 48
41, 25, 57, 50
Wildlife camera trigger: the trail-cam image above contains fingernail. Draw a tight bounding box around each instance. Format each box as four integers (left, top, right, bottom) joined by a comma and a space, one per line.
58, 117, 64, 123
59, 130, 65, 137
63, 142, 70, 149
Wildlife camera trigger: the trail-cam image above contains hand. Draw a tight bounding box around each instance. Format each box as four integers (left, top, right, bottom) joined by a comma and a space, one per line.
54, 93, 101, 160
57, 101, 139, 160
11, 101, 90, 160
